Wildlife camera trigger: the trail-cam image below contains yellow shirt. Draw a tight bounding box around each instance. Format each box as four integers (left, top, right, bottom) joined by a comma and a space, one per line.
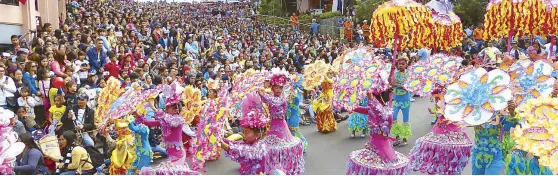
49, 105, 66, 125
48, 88, 58, 106
65, 146, 94, 173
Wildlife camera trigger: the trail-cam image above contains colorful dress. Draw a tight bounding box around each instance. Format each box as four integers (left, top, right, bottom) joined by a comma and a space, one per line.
347, 98, 410, 175
196, 98, 223, 161
504, 116, 553, 175
391, 71, 412, 140
313, 79, 337, 133
471, 122, 505, 175
347, 97, 369, 133
286, 89, 308, 152
127, 122, 153, 175
409, 115, 472, 175
260, 93, 305, 175
139, 112, 200, 175
110, 124, 136, 175
223, 139, 269, 175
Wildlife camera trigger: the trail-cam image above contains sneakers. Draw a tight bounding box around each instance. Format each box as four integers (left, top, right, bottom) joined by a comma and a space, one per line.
350, 134, 355, 138
392, 140, 402, 146
360, 134, 366, 138
410, 98, 416, 102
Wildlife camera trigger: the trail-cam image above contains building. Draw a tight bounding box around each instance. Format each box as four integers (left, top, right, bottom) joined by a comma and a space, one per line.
0, 0, 66, 51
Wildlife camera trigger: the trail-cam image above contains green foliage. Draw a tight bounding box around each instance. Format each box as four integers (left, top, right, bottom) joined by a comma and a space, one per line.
453, 0, 488, 27
355, 0, 386, 22
258, 0, 283, 16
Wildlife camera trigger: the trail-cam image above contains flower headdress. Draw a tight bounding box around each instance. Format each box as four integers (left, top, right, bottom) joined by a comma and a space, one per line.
240, 92, 270, 129
207, 79, 220, 90
165, 81, 185, 107
0, 107, 25, 168
270, 67, 290, 87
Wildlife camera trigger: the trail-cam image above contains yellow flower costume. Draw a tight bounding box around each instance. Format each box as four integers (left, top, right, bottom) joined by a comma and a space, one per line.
313, 77, 337, 133
109, 119, 137, 175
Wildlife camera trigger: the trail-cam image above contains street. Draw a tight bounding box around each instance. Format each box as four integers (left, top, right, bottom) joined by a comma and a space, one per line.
201, 97, 475, 175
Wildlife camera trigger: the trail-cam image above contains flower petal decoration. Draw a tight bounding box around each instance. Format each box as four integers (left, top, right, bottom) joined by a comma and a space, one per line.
303, 60, 331, 90
334, 57, 391, 110
444, 67, 512, 125
509, 60, 556, 108
513, 96, 558, 171
404, 54, 463, 97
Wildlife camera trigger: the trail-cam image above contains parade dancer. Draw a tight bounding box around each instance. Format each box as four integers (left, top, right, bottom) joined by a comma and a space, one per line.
197, 79, 224, 161
347, 97, 369, 138
391, 57, 412, 146
126, 120, 153, 174
137, 82, 199, 175
347, 92, 410, 175
256, 68, 305, 175
109, 119, 136, 175
313, 73, 337, 133
409, 92, 472, 175
0, 108, 25, 175
286, 74, 308, 152
220, 93, 270, 174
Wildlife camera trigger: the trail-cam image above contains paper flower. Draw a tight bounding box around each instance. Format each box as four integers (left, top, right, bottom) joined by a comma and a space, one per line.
303, 60, 330, 90
444, 68, 512, 125
334, 59, 391, 110
509, 60, 556, 108
180, 86, 204, 124
513, 96, 558, 171
405, 54, 463, 96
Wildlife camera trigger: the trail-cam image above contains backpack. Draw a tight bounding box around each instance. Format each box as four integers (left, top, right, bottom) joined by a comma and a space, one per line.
82, 145, 105, 168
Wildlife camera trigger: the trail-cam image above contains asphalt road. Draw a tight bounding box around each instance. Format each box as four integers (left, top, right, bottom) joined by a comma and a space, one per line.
197, 97, 475, 175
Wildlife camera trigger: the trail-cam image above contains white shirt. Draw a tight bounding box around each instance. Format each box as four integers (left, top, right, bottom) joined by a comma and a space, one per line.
0, 76, 17, 106
544, 43, 557, 59
74, 59, 90, 79
76, 109, 86, 126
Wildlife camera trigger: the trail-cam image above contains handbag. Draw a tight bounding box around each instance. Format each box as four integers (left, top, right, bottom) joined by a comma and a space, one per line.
3, 77, 17, 107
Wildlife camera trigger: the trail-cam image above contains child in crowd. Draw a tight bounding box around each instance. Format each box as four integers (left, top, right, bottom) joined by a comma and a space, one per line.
48, 95, 66, 135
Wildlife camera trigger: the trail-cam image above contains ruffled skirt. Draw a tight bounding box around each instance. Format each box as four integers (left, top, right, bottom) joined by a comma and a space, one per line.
409, 131, 472, 175
348, 112, 369, 132
289, 127, 308, 152
316, 107, 337, 133
391, 122, 412, 139
139, 161, 200, 175
261, 135, 305, 175
347, 148, 410, 175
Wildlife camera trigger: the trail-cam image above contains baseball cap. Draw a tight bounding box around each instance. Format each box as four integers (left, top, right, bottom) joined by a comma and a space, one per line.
78, 92, 89, 100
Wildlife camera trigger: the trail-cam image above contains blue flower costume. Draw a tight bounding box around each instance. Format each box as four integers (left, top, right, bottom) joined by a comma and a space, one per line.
287, 76, 308, 152
127, 122, 154, 175
472, 121, 505, 175
391, 71, 411, 140
347, 97, 369, 133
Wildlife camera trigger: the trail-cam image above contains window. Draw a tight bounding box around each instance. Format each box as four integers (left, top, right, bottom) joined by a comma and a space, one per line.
0, 0, 19, 6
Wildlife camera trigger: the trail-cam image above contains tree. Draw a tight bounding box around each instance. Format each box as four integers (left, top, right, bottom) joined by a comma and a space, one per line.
453, 0, 488, 27
354, 0, 386, 22
258, 0, 283, 16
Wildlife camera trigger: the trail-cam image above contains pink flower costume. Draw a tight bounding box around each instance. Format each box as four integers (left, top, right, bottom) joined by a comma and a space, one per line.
259, 68, 305, 175
347, 97, 410, 175
138, 83, 200, 175
408, 114, 472, 175
223, 93, 270, 175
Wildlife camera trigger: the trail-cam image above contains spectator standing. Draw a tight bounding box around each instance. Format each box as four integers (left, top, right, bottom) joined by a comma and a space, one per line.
87, 39, 107, 75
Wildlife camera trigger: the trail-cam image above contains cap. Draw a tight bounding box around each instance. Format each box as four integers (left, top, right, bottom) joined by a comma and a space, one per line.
78, 91, 89, 100
185, 56, 193, 61
512, 40, 518, 44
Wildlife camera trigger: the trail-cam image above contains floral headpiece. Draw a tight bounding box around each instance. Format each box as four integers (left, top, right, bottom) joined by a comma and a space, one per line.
207, 79, 220, 90
270, 67, 290, 87
240, 93, 270, 129
165, 81, 185, 107
0, 107, 25, 167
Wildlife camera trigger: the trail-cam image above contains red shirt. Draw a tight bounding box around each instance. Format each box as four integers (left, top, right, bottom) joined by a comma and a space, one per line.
104, 62, 121, 80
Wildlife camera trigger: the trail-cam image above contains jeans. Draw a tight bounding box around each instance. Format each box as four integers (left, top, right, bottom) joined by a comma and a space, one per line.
1, 105, 7, 109
82, 133, 95, 147
476, 40, 485, 51
59, 171, 77, 175
151, 145, 167, 158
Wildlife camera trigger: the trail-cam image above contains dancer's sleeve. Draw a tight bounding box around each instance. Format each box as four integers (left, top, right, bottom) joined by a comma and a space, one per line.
223, 140, 267, 162
353, 106, 370, 115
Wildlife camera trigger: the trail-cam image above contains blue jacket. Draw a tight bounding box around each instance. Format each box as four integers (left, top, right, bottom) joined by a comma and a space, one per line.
22, 72, 38, 94
311, 22, 319, 33
87, 47, 107, 73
